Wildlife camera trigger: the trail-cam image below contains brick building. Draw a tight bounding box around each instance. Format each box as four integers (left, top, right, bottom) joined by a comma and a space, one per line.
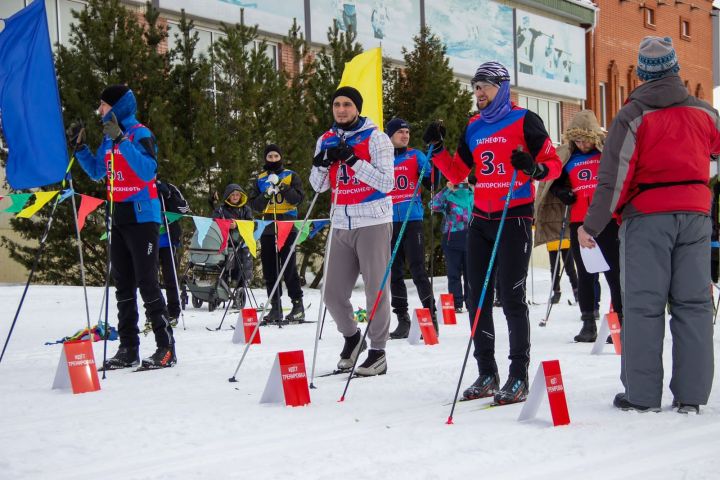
588, 0, 716, 129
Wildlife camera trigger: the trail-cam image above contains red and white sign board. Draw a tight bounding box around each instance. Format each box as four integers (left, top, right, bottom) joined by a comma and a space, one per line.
260, 350, 311, 407
52, 340, 101, 394
440, 293, 457, 325
232, 308, 261, 345
591, 312, 622, 355
407, 308, 438, 345
518, 360, 570, 427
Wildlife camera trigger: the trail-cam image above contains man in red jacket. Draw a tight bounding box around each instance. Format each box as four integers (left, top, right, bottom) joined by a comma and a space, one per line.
580, 37, 720, 414
424, 61, 561, 404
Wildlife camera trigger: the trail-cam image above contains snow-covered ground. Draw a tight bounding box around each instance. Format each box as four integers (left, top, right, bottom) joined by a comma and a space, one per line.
1, 270, 719, 480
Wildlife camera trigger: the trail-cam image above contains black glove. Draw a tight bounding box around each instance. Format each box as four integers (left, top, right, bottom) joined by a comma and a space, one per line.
326, 143, 357, 166
278, 182, 289, 192
422, 121, 446, 146
510, 148, 547, 179
467, 173, 477, 186
103, 112, 123, 143
156, 180, 171, 199
313, 150, 332, 168
553, 187, 576, 206
66, 121, 86, 147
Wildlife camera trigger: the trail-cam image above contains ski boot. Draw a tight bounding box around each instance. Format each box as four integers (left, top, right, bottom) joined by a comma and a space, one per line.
550, 290, 561, 304
494, 376, 529, 405
261, 302, 285, 326
613, 393, 660, 412
355, 349, 387, 376
337, 329, 367, 370
140, 345, 177, 369
102, 346, 139, 370
574, 312, 597, 342
462, 373, 500, 400
285, 298, 305, 324
389, 311, 411, 339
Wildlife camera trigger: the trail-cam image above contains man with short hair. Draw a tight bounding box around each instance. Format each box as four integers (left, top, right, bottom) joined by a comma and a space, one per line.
310, 86, 394, 376
580, 36, 720, 414
385, 117, 436, 339
424, 61, 561, 404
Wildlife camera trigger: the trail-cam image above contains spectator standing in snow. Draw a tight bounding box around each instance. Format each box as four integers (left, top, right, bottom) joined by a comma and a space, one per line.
424, 61, 561, 405
580, 37, 720, 413
248, 144, 306, 325
310, 87, 395, 376
430, 179, 473, 313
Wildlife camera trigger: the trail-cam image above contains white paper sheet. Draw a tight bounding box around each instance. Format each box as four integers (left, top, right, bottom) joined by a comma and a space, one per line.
580, 245, 610, 273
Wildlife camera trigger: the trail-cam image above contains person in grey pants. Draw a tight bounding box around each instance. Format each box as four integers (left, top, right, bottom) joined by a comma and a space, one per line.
579, 36, 720, 414
310, 86, 395, 376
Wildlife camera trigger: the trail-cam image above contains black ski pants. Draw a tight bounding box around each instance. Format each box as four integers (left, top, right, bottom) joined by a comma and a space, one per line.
442, 235, 468, 309
159, 246, 180, 318
549, 247, 578, 293
467, 216, 532, 380
111, 222, 173, 348
390, 221, 436, 315
260, 229, 303, 307
570, 221, 623, 317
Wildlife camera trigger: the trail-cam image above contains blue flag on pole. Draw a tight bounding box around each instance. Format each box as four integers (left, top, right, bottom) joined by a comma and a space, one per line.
0, 1, 68, 190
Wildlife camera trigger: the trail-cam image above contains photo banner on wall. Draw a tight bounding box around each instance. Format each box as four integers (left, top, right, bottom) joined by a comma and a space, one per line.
515, 9, 587, 99
160, 0, 305, 37
310, 0, 420, 62
425, 0, 514, 80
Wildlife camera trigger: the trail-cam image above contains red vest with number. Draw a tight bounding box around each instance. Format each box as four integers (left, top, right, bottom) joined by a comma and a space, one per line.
389, 149, 421, 204
466, 108, 534, 214
321, 128, 387, 206
103, 124, 158, 202
564, 150, 601, 223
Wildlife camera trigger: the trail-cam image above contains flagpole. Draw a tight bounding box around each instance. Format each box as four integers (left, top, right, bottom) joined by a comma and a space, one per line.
67, 174, 93, 333
0, 158, 75, 367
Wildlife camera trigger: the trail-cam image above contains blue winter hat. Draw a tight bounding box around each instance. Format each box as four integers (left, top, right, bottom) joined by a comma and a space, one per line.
637, 36, 680, 82
385, 118, 410, 138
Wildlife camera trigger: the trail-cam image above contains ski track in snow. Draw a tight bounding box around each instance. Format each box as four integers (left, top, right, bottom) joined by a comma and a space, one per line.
0, 272, 718, 479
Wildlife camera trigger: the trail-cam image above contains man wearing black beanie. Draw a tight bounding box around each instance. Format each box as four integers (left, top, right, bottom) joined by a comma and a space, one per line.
72, 84, 176, 370
310, 86, 394, 376
248, 143, 306, 324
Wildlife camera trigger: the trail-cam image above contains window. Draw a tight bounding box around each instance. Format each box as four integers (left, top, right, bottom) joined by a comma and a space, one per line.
680, 18, 691, 40
0, 0, 25, 21
644, 7, 656, 29
517, 95, 561, 145
618, 86, 625, 111
599, 82, 607, 129
59, 0, 87, 46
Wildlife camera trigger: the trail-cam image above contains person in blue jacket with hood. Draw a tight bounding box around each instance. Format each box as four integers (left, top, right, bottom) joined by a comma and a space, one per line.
73, 85, 175, 370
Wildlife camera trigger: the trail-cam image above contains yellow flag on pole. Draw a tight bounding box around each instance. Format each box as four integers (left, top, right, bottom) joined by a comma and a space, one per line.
338, 47, 383, 129
235, 220, 257, 257
16, 191, 58, 218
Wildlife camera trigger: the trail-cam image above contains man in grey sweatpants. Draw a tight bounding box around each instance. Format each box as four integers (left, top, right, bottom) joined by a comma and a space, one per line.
579, 36, 720, 413
310, 86, 395, 376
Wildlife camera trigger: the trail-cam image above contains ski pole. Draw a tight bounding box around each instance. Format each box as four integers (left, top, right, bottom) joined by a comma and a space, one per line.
339, 145, 435, 401
318, 306, 328, 340
539, 205, 571, 327
66, 176, 93, 334
309, 172, 342, 388
159, 194, 186, 331
271, 194, 283, 328
228, 183, 326, 382
0, 156, 76, 367
101, 147, 117, 379
446, 168, 518, 425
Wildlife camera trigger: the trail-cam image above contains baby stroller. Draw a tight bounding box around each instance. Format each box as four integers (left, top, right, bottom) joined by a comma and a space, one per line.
183, 222, 253, 312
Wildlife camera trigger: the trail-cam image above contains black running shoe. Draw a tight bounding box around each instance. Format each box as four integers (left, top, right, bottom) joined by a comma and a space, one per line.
613, 393, 660, 412
462, 373, 500, 400
494, 376, 529, 405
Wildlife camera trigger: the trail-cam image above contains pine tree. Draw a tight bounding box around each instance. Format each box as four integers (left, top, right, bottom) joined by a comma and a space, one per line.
383, 26, 473, 278
1, 0, 172, 285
